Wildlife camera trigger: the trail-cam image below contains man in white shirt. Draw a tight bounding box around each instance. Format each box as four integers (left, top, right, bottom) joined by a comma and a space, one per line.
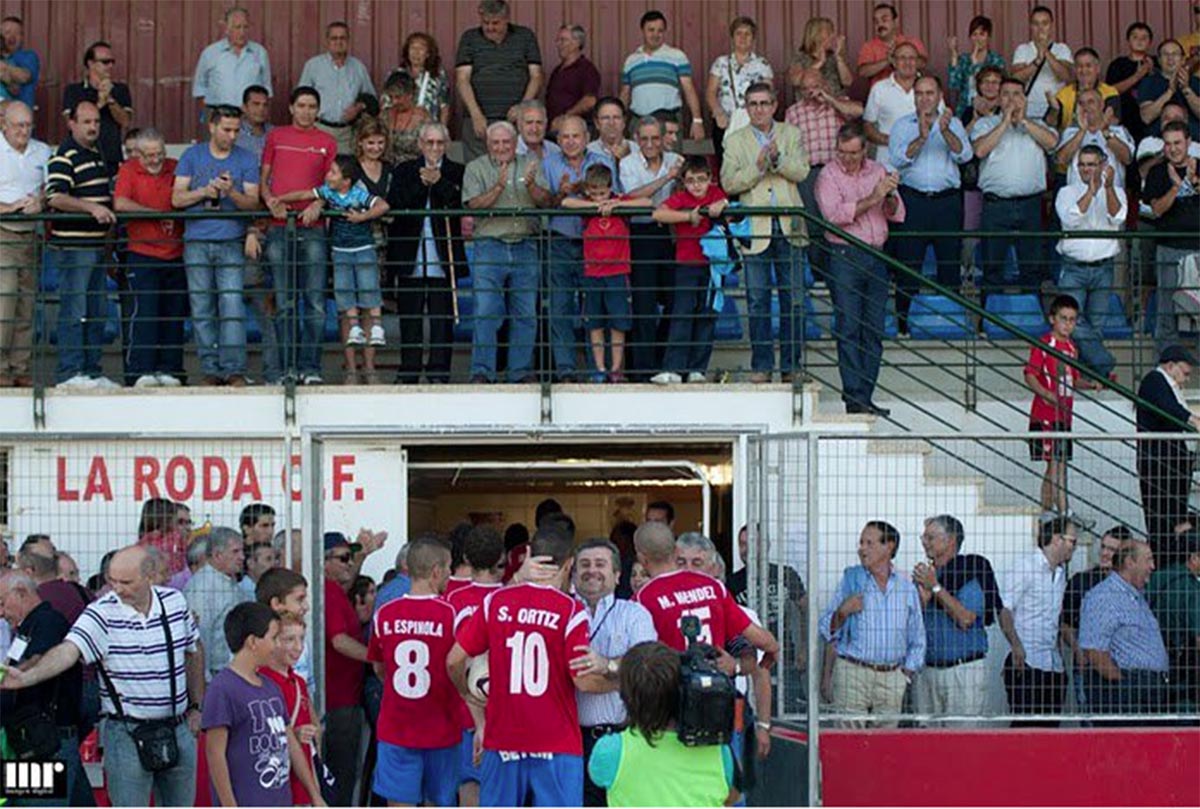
297, 21, 375, 154
1010, 5, 1074, 121
1056, 88, 1134, 187
1054, 144, 1127, 380
863, 41, 921, 169
998, 516, 1077, 725
0, 100, 49, 387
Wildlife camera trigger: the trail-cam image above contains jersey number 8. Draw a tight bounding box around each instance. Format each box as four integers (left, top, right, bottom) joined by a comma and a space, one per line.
392, 639, 431, 698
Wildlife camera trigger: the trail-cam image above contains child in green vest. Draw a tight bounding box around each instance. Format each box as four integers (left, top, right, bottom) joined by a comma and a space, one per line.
587, 641, 738, 807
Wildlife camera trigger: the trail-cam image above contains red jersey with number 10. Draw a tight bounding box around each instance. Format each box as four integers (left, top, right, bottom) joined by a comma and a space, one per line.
454, 583, 589, 755
634, 569, 752, 651
367, 594, 461, 749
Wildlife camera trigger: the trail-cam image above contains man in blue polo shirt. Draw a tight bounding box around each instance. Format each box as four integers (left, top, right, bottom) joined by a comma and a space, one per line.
911, 514, 1003, 724
0, 16, 38, 107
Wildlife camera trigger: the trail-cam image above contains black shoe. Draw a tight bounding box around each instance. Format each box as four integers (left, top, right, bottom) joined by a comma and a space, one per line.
470, 375, 490, 384
845, 402, 867, 414
866, 402, 891, 417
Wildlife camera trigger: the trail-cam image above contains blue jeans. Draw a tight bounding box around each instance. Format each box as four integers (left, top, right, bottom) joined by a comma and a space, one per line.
548, 236, 584, 377
52, 247, 106, 382
244, 257, 282, 384
183, 239, 246, 377
332, 247, 383, 311
744, 221, 804, 373
980, 194, 1045, 291
1057, 256, 1116, 376
662, 264, 716, 374
101, 719, 197, 808
828, 243, 888, 406
124, 252, 187, 383
1154, 245, 1194, 352
470, 238, 538, 381
267, 226, 328, 378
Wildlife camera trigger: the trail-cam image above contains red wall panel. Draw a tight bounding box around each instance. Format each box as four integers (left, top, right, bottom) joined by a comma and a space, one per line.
3, 0, 1193, 144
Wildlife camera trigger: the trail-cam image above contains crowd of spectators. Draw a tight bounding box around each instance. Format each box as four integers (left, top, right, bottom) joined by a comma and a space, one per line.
0, 2, 1197, 396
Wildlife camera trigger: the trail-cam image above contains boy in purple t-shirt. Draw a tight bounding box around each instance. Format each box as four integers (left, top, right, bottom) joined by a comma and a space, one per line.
202, 602, 324, 807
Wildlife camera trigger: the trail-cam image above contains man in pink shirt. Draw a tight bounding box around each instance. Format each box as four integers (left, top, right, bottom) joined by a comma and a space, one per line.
857, 3, 928, 86
815, 121, 906, 417
260, 85, 336, 385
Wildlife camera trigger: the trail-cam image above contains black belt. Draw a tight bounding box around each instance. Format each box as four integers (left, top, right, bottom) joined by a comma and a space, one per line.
581, 723, 626, 740
902, 186, 958, 199
105, 713, 187, 726
319, 120, 351, 129
926, 652, 987, 669
1063, 256, 1113, 267
839, 654, 900, 672
983, 191, 1042, 203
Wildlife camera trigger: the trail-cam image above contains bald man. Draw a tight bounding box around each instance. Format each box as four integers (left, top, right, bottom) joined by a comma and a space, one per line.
1, 546, 206, 807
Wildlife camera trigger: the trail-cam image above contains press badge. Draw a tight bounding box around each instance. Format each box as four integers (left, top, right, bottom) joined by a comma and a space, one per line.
6, 634, 29, 662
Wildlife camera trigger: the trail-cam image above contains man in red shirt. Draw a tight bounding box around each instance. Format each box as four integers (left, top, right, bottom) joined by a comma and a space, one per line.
857, 3, 928, 85
368, 537, 461, 806
633, 521, 780, 662
322, 531, 368, 806
260, 85, 335, 384
448, 527, 606, 808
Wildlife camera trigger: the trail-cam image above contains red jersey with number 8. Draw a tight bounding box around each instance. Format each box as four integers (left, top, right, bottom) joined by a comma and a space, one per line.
368, 593, 461, 749
634, 569, 752, 651
454, 583, 589, 755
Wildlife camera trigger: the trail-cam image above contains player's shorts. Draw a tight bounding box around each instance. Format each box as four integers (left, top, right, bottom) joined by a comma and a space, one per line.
460, 729, 482, 784
374, 741, 459, 807
480, 750, 583, 807
1028, 419, 1073, 461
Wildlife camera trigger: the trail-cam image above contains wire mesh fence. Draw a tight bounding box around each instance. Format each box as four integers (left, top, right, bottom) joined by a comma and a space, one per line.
748, 431, 1199, 728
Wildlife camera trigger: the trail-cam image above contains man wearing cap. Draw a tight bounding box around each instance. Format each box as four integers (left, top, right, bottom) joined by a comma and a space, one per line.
323, 530, 371, 806
1135, 346, 1200, 563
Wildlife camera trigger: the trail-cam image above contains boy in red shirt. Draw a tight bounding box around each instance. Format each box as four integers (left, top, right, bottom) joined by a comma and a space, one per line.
1024, 294, 1098, 517
259, 611, 323, 805
368, 537, 461, 807
448, 528, 607, 808
563, 164, 651, 383
651, 156, 729, 384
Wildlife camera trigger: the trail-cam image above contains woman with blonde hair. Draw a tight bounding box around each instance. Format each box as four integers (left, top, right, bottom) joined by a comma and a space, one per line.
788, 16, 853, 98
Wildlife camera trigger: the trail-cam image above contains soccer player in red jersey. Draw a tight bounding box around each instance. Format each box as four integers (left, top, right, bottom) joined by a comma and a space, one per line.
448, 527, 606, 807
633, 521, 780, 663
367, 537, 461, 806
446, 525, 507, 806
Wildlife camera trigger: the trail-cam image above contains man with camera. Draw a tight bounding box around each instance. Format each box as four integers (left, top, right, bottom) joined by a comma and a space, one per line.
0, 545, 206, 807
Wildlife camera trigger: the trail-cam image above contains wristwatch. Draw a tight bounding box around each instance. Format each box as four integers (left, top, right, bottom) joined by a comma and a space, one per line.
605, 658, 619, 676
931, 584, 944, 595
754, 720, 771, 732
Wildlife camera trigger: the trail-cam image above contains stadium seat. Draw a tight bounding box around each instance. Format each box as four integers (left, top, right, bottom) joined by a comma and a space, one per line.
983, 294, 1045, 340
909, 294, 972, 340
1100, 293, 1133, 340
714, 295, 743, 341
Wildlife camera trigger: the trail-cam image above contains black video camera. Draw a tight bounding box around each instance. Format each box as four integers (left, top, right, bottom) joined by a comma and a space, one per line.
677, 615, 736, 746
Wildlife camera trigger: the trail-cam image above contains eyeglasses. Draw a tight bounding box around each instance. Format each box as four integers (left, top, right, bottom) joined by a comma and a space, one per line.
326, 553, 352, 563
94, 58, 116, 65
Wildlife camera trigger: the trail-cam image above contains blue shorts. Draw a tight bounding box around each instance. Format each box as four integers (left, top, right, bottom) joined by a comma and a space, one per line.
332, 247, 383, 311
480, 750, 583, 807
582, 274, 632, 332
373, 740, 459, 806
460, 729, 482, 784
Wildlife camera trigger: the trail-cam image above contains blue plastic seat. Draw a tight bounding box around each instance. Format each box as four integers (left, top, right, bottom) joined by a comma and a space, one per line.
1100, 293, 1133, 340
910, 294, 973, 340
983, 294, 1044, 340
714, 295, 743, 341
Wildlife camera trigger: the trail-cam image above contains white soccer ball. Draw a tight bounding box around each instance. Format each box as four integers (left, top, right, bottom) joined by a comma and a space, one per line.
467, 652, 490, 702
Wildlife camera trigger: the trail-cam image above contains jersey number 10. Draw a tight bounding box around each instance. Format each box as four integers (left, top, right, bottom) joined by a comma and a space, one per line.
505, 631, 550, 696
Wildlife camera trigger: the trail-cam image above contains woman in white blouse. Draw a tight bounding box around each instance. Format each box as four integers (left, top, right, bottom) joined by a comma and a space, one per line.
705, 16, 774, 167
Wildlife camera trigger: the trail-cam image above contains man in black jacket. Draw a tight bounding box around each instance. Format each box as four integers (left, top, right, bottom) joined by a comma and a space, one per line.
386, 122, 469, 383
1136, 345, 1200, 564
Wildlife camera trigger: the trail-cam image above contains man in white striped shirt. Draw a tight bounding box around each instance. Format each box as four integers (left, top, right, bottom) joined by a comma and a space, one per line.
0, 545, 205, 807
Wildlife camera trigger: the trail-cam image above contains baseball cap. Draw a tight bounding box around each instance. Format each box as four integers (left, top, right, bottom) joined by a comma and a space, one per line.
323, 531, 363, 555
1159, 345, 1198, 366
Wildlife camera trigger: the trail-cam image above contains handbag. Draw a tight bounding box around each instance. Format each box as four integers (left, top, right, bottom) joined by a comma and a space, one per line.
721, 54, 752, 144
3, 701, 60, 761
293, 678, 337, 804
97, 591, 182, 773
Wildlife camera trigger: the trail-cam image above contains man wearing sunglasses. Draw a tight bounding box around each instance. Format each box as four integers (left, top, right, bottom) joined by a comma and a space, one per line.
62, 40, 132, 171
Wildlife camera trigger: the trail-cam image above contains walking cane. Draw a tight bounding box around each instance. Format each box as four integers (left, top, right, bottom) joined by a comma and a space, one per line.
445, 216, 459, 324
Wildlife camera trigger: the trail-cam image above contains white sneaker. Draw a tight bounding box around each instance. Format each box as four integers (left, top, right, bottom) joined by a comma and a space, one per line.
302, 374, 324, 385
650, 372, 682, 385
369, 325, 386, 346
91, 377, 121, 390
156, 374, 182, 387
347, 325, 366, 346
134, 375, 160, 388
57, 374, 97, 390
686, 372, 707, 383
